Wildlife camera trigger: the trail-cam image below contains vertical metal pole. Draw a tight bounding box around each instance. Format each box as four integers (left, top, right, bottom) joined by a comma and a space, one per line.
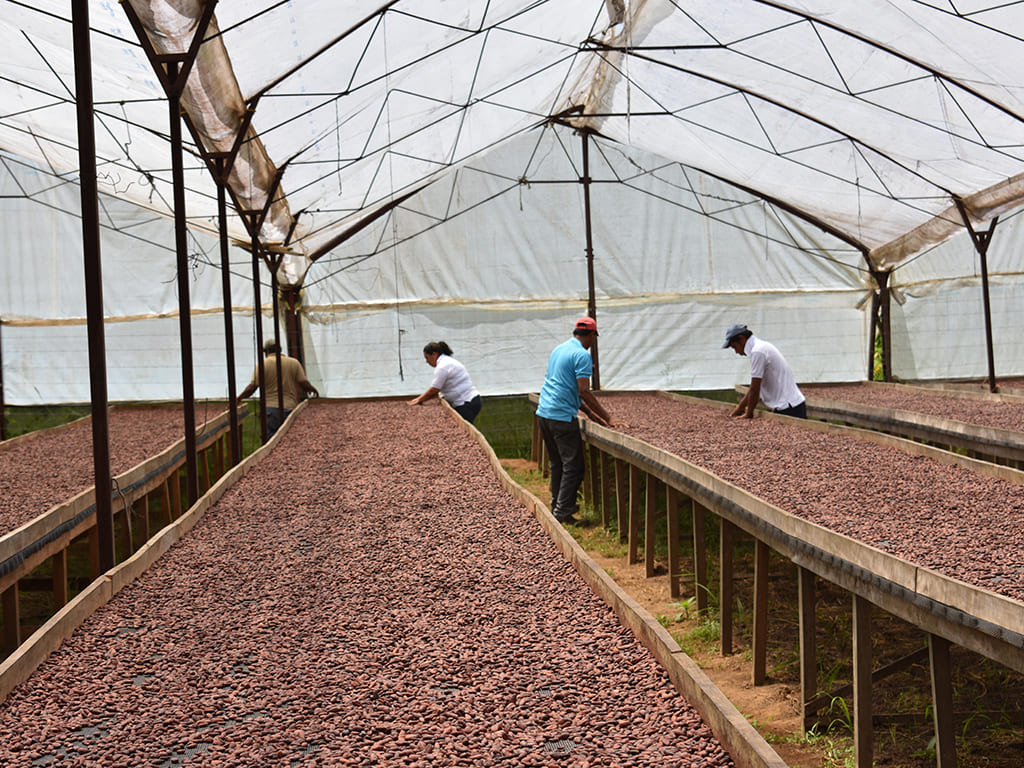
955, 203, 999, 392
73, 0, 114, 571
580, 130, 600, 389
216, 173, 241, 465
977, 240, 997, 393
0, 315, 5, 441
169, 76, 199, 504
271, 262, 284, 415
876, 270, 892, 383
251, 241, 268, 443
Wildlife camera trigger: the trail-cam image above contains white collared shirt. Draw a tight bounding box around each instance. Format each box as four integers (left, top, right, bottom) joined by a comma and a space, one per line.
744, 335, 804, 410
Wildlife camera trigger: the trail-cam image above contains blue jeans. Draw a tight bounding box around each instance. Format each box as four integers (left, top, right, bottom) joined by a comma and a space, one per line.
538, 416, 584, 519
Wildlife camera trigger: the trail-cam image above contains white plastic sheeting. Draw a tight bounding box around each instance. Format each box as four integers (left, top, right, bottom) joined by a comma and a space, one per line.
2, 1, 1024, 403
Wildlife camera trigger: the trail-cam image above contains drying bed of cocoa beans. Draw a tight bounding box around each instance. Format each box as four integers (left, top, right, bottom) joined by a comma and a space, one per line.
0, 405, 187, 536
805, 382, 1024, 432
605, 392, 1024, 603
0, 400, 737, 767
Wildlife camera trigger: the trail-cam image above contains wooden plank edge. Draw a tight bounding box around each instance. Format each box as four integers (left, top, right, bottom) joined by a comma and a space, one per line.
0, 402, 284, 705
0, 576, 113, 703
444, 401, 788, 768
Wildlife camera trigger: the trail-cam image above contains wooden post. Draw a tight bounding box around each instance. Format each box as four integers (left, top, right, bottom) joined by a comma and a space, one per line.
693, 501, 708, 615
799, 566, 817, 731
588, 444, 600, 514
615, 459, 627, 539
753, 539, 769, 685
666, 487, 681, 599
117, 497, 132, 559
581, 445, 592, 509
540, 428, 549, 478
170, 468, 183, 517
139, 492, 150, 543
628, 465, 641, 562
88, 526, 100, 579
2, 583, 19, 653
720, 518, 734, 656
644, 476, 659, 578
198, 446, 210, 494
853, 595, 874, 768
597, 452, 610, 527
531, 416, 540, 464
215, 433, 226, 478
160, 480, 173, 526
928, 634, 956, 768
52, 550, 68, 610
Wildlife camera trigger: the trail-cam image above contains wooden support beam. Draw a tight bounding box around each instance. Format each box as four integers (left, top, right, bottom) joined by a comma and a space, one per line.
198, 446, 211, 494
531, 415, 540, 464
615, 458, 627, 539
52, 550, 68, 610
540, 427, 549, 478
929, 633, 956, 768
644, 475, 660, 578
2, 583, 19, 653
799, 566, 817, 730
170, 469, 183, 518
720, 518, 735, 656
628, 465, 641, 562
582, 445, 592, 509
693, 501, 708, 616
600, 452, 612, 528
666, 487, 681, 599
160, 480, 172, 527
853, 594, 874, 768
805, 646, 929, 714
753, 539, 770, 686
88, 526, 100, 579
588, 443, 600, 513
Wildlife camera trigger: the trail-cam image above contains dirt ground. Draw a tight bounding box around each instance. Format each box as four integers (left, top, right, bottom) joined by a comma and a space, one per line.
501, 458, 828, 767
501, 458, 1024, 768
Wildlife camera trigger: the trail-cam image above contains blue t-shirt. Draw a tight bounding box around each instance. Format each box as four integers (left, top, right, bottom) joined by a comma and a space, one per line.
536, 337, 593, 422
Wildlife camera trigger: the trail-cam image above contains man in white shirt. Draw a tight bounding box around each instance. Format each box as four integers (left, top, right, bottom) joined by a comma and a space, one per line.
722, 324, 806, 419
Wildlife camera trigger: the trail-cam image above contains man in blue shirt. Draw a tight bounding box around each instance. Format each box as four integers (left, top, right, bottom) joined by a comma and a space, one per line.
536, 316, 619, 524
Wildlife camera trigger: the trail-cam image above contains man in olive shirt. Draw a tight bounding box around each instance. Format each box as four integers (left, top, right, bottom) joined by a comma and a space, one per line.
238, 341, 320, 436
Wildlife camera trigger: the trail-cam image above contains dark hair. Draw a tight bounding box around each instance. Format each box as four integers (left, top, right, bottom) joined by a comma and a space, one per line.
423, 341, 453, 356
263, 340, 281, 354
573, 328, 595, 338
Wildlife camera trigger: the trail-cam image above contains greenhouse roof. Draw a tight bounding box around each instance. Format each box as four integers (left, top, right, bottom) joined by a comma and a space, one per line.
4, 1, 1024, 287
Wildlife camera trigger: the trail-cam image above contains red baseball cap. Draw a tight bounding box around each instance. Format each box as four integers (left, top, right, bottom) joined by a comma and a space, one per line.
574, 316, 598, 335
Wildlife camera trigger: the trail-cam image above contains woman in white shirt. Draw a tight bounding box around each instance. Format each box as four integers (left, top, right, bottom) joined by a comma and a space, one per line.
408, 341, 482, 423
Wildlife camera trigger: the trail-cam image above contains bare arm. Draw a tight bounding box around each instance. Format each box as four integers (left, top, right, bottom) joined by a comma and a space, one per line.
577, 378, 622, 428
409, 386, 440, 406
238, 381, 257, 401
731, 378, 762, 418
299, 377, 319, 398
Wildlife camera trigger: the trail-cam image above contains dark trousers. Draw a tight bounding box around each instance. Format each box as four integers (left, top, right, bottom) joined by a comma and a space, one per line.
453, 395, 482, 424
773, 401, 807, 419
267, 407, 292, 436
538, 416, 584, 518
